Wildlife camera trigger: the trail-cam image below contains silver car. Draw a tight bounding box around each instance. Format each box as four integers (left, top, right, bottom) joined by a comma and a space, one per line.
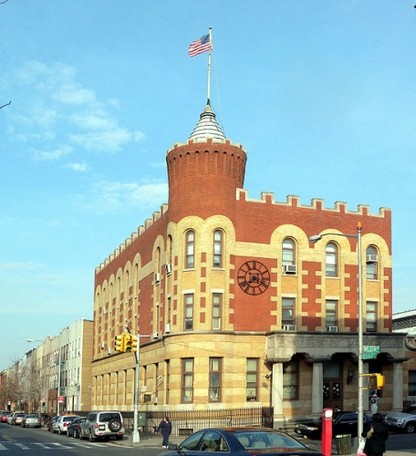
21, 414, 41, 428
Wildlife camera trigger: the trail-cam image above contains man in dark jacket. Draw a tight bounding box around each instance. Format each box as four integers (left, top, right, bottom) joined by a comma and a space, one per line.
157, 416, 172, 448
362, 413, 389, 456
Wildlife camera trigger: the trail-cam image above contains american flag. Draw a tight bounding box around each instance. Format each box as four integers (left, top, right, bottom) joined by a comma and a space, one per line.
188, 34, 212, 57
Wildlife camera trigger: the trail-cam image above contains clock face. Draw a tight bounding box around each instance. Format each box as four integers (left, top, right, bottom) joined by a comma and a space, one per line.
237, 260, 270, 295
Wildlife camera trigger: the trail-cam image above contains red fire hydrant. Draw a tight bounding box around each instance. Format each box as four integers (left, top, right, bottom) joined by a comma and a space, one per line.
321, 408, 333, 456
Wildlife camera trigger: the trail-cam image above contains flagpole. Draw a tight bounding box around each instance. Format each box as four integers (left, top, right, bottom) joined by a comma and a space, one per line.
207, 27, 212, 105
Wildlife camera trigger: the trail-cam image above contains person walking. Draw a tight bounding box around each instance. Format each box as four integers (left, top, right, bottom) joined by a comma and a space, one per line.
361, 412, 389, 456
157, 416, 172, 448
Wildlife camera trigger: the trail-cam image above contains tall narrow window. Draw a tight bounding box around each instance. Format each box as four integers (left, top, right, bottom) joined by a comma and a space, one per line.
366, 245, 378, 280
185, 230, 195, 269
366, 301, 377, 332
325, 299, 338, 330
409, 370, 416, 396
184, 293, 194, 330
246, 358, 258, 401
282, 297, 295, 327
213, 230, 223, 267
282, 238, 295, 265
212, 293, 222, 330
283, 361, 299, 400
325, 242, 338, 277
209, 358, 222, 402
182, 358, 194, 403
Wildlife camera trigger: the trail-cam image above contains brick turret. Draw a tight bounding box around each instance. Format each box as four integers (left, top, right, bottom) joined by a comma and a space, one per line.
166, 104, 247, 222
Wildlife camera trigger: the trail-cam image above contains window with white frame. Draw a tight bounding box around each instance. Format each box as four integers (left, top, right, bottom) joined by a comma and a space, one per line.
366, 245, 378, 280
325, 242, 338, 277
246, 358, 258, 401
366, 301, 377, 332
184, 293, 194, 330
181, 358, 194, 403
212, 293, 222, 330
185, 230, 195, 269
282, 238, 295, 265
209, 357, 222, 402
213, 230, 223, 268
325, 299, 338, 328
282, 297, 295, 327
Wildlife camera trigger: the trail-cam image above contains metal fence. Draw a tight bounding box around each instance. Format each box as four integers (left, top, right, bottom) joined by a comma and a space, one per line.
122, 407, 273, 437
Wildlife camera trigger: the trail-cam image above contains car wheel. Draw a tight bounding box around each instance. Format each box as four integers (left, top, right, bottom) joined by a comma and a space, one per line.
405, 422, 416, 434
78, 430, 83, 440
89, 432, 95, 442
108, 419, 122, 432
74, 429, 78, 439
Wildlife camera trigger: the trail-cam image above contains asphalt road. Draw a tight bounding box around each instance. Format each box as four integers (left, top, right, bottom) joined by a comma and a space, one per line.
1, 422, 416, 455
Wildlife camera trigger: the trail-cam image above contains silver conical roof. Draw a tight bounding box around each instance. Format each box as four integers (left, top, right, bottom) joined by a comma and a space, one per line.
188, 104, 226, 142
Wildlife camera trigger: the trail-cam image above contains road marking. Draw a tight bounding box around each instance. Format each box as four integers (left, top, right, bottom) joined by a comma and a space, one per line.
0, 444, 7, 451
14, 442, 30, 450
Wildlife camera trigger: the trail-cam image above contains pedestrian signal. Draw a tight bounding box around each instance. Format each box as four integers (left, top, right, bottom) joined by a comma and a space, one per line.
368, 373, 385, 390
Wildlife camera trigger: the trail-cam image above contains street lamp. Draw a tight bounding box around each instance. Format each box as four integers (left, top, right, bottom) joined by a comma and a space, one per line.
309, 222, 364, 447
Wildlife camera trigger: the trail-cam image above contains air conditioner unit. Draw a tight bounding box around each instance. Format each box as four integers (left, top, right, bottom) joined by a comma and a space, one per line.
282, 264, 297, 274
165, 323, 171, 334
366, 254, 378, 263
326, 325, 339, 332
155, 272, 161, 283
165, 264, 172, 275
282, 324, 297, 331
152, 332, 159, 340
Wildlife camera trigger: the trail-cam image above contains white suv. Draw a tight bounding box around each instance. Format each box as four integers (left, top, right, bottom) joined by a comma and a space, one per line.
79, 411, 124, 441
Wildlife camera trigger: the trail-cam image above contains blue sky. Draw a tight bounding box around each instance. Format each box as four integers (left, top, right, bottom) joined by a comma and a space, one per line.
1, 1, 415, 371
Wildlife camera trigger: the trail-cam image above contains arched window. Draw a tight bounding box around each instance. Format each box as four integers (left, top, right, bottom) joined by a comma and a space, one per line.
366, 245, 378, 280
282, 238, 295, 265
325, 242, 338, 277
185, 230, 195, 269
213, 230, 223, 268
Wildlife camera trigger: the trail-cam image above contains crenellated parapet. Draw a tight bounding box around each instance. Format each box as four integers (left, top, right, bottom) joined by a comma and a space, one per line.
236, 189, 391, 218
95, 203, 169, 273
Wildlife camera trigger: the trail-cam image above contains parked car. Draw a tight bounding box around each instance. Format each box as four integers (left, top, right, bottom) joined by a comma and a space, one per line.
384, 406, 416, 433
11, 412, 25, 426
160, 427, 322, 456
21, 414, 42, 428
79, 411, 124, 441
0, 412, 11, 423
66, 417, 86, 438
7, 411, 23, 425
47, 415, 59, 431
294, 410, 373, 439
52, 415, 79, 435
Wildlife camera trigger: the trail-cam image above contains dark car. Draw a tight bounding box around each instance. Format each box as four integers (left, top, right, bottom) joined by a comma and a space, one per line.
160, 426, 322, 456
294, 411, 373, 439
66, 417, 85, 438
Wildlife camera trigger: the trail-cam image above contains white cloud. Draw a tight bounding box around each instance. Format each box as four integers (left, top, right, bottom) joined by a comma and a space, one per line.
77, 179, 168, 214
6, 60, 145, 156
66, 162, 89, 172
34, 145, 72, 161
70, 128, 142, 152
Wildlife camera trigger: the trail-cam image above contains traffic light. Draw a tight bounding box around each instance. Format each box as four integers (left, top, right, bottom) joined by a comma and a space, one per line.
125, 334, 133, 352
115, 334, 125, 352
131, 335, 138, 352
367, 373, 385, 390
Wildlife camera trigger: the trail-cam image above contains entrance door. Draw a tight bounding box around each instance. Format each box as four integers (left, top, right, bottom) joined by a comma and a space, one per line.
323, 380, 341, 410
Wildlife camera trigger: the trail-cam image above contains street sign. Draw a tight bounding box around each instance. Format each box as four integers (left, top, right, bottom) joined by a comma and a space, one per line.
362, 345, 380, 359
